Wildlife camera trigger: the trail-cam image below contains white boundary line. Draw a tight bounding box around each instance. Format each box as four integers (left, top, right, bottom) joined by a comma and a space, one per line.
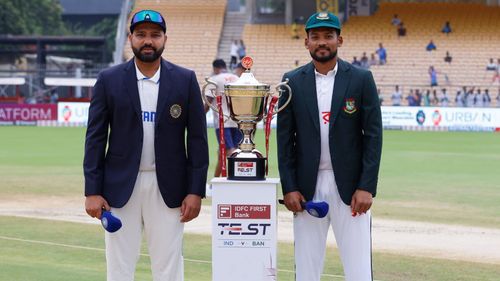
0, 235, 369, 280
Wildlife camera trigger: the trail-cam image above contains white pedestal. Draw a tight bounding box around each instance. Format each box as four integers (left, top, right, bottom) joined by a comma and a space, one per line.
211, 178, 280, 281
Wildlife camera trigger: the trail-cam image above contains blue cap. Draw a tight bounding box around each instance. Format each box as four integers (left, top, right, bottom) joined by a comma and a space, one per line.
101, 210, 122, 233
130, 10, 166, 33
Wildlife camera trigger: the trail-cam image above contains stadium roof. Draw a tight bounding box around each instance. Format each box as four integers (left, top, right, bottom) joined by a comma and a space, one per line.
59, 0, 123, 15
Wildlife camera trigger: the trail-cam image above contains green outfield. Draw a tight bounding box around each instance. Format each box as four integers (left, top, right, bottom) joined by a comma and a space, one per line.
1, 126, 500, 280
1, 216, 500, 281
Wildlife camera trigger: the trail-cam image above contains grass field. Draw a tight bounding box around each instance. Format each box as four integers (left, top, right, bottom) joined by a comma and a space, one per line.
1, 126, 500, 280
1, 127, 499, 227
1, 216, 500, 281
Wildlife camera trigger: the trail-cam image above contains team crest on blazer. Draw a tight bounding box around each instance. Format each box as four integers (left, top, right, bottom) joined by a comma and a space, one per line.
343, 98, 357, 114
170, 104, 182, 118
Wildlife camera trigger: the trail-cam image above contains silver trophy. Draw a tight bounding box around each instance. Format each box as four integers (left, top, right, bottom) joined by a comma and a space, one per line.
202, 57, 292, 180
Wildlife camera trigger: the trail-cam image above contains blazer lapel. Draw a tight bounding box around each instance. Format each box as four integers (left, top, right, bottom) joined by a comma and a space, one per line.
330, 59, 351, 128
301, 62, 320, 134
124, 59, 142, 119
155, 59, 173, 126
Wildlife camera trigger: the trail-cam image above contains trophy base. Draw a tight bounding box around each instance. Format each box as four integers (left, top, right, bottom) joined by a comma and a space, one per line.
227, 157, 266, 181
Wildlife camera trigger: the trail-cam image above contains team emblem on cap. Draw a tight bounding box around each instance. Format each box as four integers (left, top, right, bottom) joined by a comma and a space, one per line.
316, 12, 329, 20
343, 98, 357, 114
170, 104, 182, 118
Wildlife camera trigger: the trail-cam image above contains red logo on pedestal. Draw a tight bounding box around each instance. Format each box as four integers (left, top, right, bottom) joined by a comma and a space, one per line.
217, 204, 271, 219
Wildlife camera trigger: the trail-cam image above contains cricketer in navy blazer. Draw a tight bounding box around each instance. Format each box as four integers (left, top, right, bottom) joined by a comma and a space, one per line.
84, 58, 209, 209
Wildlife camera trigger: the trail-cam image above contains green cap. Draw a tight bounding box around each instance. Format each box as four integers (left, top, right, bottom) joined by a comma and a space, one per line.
305, 12, 341, 32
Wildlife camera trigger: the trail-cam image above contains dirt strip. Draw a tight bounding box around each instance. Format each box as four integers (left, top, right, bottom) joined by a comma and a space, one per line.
1, 199, 499, 265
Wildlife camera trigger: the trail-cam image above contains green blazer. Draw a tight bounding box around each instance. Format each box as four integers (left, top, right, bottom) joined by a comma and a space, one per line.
277, 59, 382, 205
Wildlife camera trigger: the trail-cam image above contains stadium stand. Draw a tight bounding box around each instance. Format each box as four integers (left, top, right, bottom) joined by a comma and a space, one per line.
124, 0, 226, 83
240, 3, 500, 105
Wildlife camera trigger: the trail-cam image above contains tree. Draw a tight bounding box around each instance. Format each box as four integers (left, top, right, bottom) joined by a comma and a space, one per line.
65, 17, 117, 62
0, 0, 66, 35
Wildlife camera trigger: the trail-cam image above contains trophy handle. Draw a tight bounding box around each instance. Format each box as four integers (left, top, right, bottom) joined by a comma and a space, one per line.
201, 77, 232, 120
201, 77, 221, 113
272, 78, 292, 115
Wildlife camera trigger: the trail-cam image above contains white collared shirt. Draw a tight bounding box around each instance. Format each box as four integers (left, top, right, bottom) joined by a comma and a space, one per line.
135, 60, 160, 171
315, 63, 338, 171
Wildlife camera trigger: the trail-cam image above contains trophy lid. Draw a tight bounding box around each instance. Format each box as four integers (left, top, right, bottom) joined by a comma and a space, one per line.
225, 56, 270, 90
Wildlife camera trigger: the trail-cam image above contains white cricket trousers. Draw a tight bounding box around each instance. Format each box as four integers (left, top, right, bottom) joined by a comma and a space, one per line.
105, 171, 184, 281
294, 170, 372, 281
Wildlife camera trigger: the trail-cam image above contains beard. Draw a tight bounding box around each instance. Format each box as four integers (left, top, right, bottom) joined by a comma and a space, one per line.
310, 47, 337, 63
132, 44, 164, 63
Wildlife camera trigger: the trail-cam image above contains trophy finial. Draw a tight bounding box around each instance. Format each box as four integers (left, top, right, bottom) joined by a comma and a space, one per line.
241, 56, 253, 70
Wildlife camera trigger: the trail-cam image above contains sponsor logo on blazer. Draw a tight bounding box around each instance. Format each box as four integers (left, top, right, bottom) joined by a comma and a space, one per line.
343, 98, 357, 114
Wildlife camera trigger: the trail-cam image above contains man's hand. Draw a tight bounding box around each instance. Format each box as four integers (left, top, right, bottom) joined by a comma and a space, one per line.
85, 195, 110, 219
350, 189, 373, 216
180, 194, 202, 223
283, 191, 305, 213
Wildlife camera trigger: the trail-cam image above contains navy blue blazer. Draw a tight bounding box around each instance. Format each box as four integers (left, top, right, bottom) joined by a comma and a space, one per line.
277, 60, 382, 205
84, 59, 209, 208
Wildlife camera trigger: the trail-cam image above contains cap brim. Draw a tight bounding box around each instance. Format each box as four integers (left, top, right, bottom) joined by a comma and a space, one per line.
305, 23, 341, 31
130, 21, 166, 33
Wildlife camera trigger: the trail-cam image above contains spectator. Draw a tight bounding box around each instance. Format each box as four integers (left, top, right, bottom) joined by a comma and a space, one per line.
237, 40, 246, 60
465, 87, 475, 107
378, 88, 384, 106
229, 40, 239, 69
431, 89, 439, 106
440, 88, 449, 107
391, 85, 402, 106
429, 66, 438, 87
455, 87, 465, 107
474, 89, 484, 107
486, 58, 497, 71
397, 22, 406, 37
484, 89, 491, 107
391, 14, 401, 26
492, 69, 500, 85
376, 43, 387, 65
496, 89, 500, 107
406, 90, 417, 106
426, 40, 437, 51
294, 59, 300, 68
352, 56, 361, 67
444, 51, 452, 64
369, 53, 377, 66
441, 21, 452, 34
423, 90, 431, 106
360, 52, 369, 68
415, 89, 422, 106
50, 91, 59, 104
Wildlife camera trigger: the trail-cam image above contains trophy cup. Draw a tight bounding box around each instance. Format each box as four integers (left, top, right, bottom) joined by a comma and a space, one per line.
202, 56, 292, 180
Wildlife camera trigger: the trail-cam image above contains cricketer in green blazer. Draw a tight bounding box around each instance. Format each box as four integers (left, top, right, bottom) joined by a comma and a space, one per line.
277, 59, 383, 207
